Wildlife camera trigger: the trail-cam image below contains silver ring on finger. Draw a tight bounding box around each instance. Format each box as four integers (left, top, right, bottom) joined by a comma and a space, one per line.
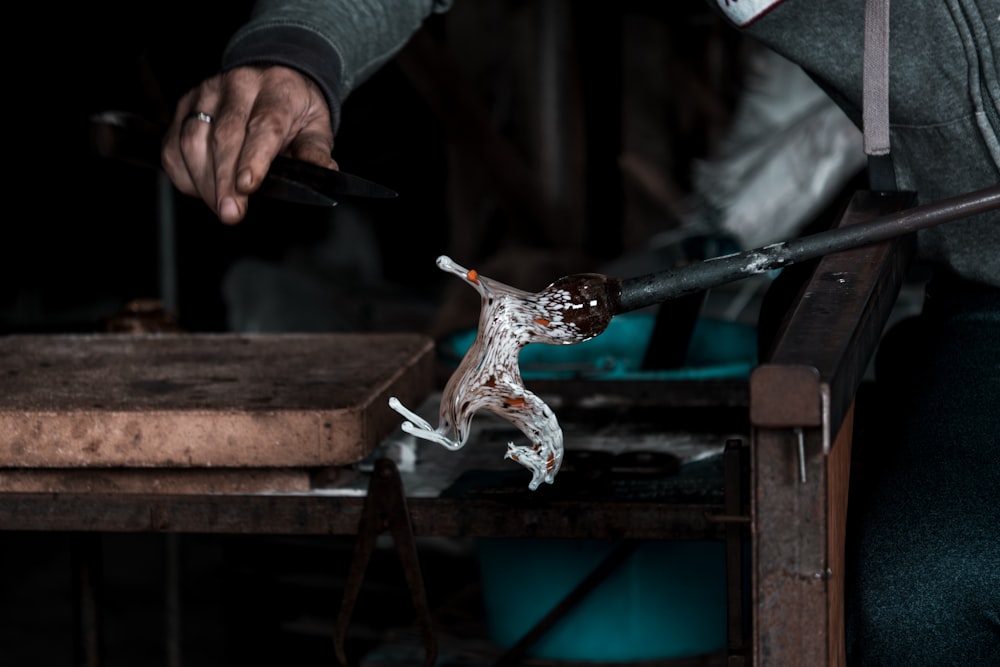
185, 111, 214, 124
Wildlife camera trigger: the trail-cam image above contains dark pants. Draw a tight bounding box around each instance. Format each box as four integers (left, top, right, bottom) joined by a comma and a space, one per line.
847, 278, 1000, 665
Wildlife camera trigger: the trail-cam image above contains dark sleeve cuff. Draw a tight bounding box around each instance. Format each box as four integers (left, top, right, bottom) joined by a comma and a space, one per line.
222, 25, 347, 132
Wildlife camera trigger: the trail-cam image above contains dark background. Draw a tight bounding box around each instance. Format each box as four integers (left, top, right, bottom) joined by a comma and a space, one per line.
1, 3, 751, 665
4, 1, 458, 334
3, 1, 743, 336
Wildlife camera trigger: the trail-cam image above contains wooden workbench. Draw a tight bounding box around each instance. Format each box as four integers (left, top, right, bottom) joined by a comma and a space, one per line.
0, 333, 434, 491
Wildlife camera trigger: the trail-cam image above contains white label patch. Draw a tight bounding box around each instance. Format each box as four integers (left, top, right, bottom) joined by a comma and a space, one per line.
716, 0, 785, 27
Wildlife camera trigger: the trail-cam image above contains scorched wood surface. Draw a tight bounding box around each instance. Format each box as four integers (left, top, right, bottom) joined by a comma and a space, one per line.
0, 333, 434, 468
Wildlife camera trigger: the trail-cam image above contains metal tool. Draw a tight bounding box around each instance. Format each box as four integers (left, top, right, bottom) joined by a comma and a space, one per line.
473, 183, 998, 354
532, 184, 999, 347
89, 110, 398, 207
611, 184, 1000, 314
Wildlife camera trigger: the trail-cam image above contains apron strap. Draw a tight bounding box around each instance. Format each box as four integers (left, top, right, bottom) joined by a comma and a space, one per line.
863, 0, 897, 191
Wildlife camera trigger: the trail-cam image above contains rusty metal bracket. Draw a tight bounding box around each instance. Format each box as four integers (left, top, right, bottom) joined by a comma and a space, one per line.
333, 458, 438, 667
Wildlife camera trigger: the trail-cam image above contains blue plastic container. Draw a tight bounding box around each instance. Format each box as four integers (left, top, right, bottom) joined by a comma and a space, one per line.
440, 312, 757, 381
456, 311, 751, 660
477, 538, 727, 661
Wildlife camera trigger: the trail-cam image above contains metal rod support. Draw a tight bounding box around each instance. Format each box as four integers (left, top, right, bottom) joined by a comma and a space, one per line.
616, 184, 1000, 314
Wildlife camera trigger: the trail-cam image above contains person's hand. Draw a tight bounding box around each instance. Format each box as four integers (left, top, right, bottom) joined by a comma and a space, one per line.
162, 65, 337, 224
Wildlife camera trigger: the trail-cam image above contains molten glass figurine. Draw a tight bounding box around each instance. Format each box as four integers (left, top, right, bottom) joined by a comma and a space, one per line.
389, 255, 615, 489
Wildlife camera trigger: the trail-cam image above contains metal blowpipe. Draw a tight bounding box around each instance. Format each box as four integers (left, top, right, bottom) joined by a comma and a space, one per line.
537, 184, 1000, 342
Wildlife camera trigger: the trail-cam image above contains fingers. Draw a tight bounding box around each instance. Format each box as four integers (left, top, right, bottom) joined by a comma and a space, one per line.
162, 83, 221, 206
210, 69, 260, 223
229, 67, 337, 186
161, 65, 336, 224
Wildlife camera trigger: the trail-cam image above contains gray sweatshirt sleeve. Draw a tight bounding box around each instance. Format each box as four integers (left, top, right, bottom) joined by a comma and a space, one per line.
732, 0, 1000, 288
222, 0, 452, 131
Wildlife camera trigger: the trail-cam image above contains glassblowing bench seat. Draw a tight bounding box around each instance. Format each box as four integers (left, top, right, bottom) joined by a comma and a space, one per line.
0, 333, 748, 665
0, 190, 914, 667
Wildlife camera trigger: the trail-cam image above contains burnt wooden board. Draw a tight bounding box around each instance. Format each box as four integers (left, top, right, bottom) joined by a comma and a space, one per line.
0, 333, 434, 468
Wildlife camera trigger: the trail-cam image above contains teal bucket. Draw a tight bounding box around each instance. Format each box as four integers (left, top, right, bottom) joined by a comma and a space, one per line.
477, 538, 727, 661
441, 312, 757, 381
455, 311, 749, 660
